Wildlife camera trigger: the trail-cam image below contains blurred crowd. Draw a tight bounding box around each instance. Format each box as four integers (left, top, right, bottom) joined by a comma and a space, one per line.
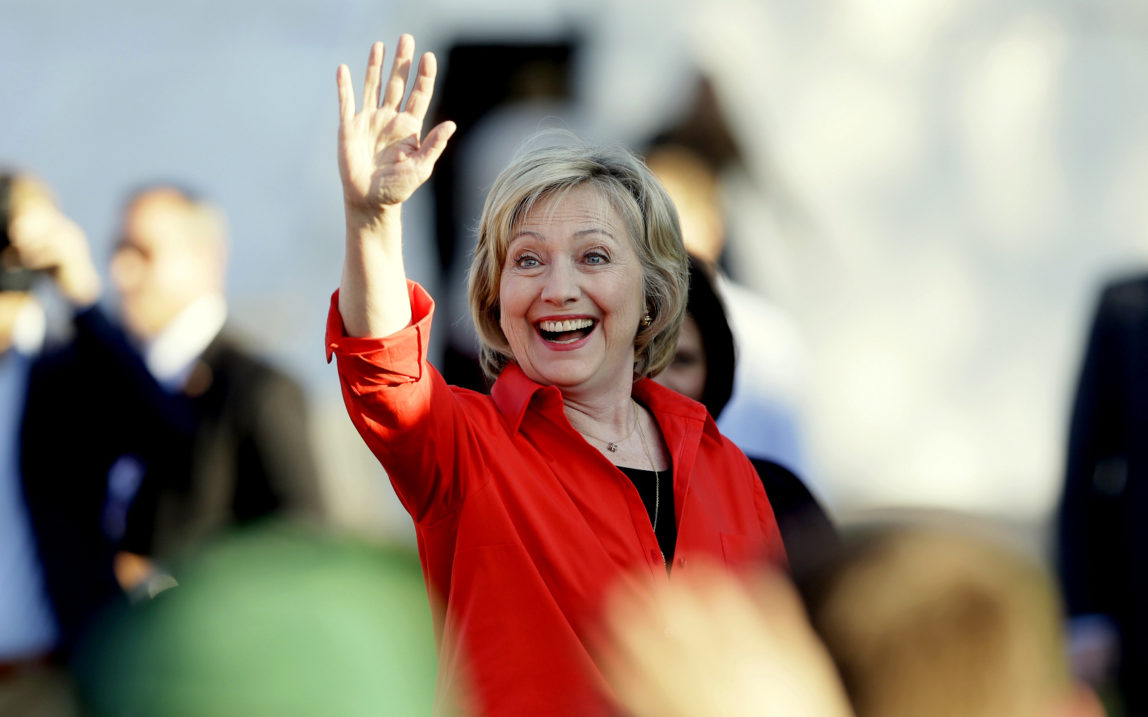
2, 32, 1145, 717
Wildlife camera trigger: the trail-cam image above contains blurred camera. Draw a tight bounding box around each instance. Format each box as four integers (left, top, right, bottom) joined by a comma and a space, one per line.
0, 172, 45, 292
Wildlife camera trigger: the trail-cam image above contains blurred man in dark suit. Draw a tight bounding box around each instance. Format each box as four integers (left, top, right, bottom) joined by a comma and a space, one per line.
1059, 274, 1148, 715
19, 183, 324, 652
101, 185, 325, 589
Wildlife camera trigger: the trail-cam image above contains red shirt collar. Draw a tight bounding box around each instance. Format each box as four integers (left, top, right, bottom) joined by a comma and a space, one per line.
490, 362, 711, 435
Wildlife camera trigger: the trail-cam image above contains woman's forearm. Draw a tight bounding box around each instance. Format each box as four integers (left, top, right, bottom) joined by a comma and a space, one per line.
339, 204, 411, 338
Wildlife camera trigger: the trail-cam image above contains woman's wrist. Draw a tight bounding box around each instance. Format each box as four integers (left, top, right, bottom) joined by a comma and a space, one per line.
345, 203, 401, 245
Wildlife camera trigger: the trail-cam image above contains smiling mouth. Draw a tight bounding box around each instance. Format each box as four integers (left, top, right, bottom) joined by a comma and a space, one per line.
537, 318, 596, 344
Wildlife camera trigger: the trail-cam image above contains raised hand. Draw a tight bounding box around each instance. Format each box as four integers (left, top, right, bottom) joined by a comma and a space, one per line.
6, 197, 100, 306
337, 35, 456, 217
335, 37, 455, 338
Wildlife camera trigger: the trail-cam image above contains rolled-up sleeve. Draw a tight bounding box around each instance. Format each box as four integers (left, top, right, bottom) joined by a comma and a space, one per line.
325, 282, 433, 386
326, 281, 469, 522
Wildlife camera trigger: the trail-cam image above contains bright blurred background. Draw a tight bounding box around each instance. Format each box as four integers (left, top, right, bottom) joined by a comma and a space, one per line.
5, 0, 1148, 558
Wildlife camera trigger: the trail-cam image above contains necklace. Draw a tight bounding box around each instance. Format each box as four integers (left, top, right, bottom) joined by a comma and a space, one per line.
634, 404, 660, 532
577, 400, 639, 453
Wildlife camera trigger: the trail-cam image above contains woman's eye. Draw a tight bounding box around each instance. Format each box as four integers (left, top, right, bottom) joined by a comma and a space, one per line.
585, 252, 608, 265
672, 351, 700, 368
515, 255, 539, 268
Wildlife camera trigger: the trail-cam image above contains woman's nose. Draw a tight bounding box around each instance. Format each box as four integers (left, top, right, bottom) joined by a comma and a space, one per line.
540, 259, 579, 304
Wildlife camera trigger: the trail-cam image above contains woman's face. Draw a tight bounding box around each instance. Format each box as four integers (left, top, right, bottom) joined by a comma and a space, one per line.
653, 314, 707, 402
499, 184, 646, 397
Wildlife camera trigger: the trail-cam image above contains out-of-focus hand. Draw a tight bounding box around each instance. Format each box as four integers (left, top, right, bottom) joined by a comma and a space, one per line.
336, 35, 456, 224
5, 201, 100, 306
601, 562, 855, 717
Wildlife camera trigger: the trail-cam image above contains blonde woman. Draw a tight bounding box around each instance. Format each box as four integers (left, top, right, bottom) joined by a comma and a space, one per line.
327, 36, 786, 716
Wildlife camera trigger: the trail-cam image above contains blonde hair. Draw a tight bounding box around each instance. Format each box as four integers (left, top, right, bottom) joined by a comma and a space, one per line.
467, 142, 688, 381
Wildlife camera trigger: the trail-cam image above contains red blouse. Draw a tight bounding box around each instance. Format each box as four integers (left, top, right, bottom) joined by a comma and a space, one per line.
326, 281, 786, 716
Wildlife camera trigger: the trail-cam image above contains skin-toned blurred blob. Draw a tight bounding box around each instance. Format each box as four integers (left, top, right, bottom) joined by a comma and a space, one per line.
600, 561, 854, 717
806, 526, 1104, 717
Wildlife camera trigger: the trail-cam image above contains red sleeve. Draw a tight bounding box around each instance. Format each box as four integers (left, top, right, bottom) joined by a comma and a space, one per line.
325, 281, 473, 523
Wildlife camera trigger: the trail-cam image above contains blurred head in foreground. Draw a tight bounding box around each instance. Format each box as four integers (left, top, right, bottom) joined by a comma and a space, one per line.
805, 526, 1103, 717
76, 525, 454, 716
601, 523, 1102, 717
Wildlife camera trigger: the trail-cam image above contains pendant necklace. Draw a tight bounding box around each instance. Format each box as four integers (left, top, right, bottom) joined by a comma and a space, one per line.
577, 399, 639, 453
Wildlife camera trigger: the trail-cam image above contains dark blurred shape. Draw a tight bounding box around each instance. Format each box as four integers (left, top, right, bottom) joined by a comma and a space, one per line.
432, 40, 577, 272
670, 257, 735, 420
804, 521, 1103, 717
432, 39, 579, 392
1058, 274, 1148, 715
74, 524, 446, 717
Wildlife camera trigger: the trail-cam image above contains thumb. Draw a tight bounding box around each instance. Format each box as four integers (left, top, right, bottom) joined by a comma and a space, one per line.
415, 120, 456, 166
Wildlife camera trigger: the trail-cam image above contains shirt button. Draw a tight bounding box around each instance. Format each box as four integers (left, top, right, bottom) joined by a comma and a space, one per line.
649, 549, 661, 562
677, 558, 686, 567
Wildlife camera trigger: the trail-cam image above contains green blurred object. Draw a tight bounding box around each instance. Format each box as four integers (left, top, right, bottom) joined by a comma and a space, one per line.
77, 523, 439, 717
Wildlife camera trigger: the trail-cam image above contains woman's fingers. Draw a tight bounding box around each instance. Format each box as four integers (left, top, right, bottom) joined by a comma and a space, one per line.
361, 41, 384, 112
336, 64, 354, 126
341, 37, 439, 131
381, 34, 415, 111
403, 52, 437, 123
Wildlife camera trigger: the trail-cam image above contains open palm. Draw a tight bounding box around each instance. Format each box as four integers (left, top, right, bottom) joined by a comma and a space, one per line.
337, 36, 455, 213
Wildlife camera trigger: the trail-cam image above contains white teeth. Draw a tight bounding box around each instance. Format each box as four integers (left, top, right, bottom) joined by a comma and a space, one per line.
538, 318, 594, 332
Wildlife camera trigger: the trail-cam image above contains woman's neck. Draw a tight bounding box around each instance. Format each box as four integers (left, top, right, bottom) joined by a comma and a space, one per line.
561, 380, 668, 471
560, 376, 637, 434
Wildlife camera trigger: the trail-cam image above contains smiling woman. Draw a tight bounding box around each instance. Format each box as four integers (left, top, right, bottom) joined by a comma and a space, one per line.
326, 35, 788, 717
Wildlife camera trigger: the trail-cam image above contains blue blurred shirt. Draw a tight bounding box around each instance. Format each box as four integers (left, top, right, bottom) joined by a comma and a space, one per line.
0, 301, 59, 659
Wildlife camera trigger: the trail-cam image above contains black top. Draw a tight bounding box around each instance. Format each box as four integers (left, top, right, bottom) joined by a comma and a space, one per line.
618, 465, 676, 566
750, 457, 840, 579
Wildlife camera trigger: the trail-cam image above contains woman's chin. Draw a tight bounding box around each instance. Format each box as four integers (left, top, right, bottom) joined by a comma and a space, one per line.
523, 362, 598, 390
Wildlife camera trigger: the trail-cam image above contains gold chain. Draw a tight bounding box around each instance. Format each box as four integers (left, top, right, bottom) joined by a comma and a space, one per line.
634, 401, 660, 532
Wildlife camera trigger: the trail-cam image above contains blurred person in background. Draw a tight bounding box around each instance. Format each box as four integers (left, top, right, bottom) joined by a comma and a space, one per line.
1, 169, 110, 715
15, 180, 324, 661
102, 184, 324, 592
655, 255, 837, 578
644, 139, 811, 481
327, 37, 786, 715
1058, 274, 1148, 716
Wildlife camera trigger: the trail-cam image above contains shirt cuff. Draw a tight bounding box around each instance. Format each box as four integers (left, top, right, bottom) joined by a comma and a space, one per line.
324, 281, 436, 384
